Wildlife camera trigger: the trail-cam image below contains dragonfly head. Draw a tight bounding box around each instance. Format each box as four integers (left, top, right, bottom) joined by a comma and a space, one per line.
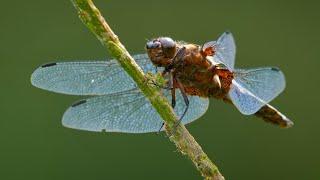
146, 37, 177, 67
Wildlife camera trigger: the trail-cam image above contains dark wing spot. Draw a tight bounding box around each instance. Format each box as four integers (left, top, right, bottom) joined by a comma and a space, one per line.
271, 67, 280, 72
71, 100, 87, 107
41, 62, 57, 68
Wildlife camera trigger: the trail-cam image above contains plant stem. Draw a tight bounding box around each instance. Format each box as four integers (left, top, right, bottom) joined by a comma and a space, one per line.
70, 0, 225, 179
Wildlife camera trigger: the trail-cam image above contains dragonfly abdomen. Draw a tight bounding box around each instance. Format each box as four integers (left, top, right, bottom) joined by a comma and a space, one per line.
223, 97, 293, 128
254, 104, 294, 128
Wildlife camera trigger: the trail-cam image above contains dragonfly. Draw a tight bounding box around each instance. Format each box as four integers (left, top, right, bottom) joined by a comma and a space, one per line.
146, 31, 293, 128
31, 31, 293, 133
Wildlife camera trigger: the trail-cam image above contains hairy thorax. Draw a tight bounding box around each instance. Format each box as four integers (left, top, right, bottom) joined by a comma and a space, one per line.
173, 44, 234, 99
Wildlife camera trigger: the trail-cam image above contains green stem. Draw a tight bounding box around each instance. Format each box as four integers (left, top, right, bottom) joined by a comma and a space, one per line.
70, 0, 224, 179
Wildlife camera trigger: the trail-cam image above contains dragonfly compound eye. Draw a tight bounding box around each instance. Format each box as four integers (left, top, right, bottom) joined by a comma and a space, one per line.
146, 40, 161, 49
159, 37, 176, 58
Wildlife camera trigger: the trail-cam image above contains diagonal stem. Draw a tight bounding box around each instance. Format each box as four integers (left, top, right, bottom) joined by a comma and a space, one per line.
70, 0, 225, 179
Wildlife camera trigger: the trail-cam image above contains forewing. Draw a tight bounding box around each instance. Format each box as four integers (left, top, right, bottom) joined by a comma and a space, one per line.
62, 89, 209, 133
234, 67, 285, 103
31, 54, 157, 95
203, 32, 236, 70
229, 67, 285, 115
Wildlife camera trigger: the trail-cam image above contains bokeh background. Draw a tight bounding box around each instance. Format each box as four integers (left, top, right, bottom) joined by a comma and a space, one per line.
1, 0, 319, 179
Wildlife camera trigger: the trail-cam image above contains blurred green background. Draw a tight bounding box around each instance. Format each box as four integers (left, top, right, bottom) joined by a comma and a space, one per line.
1, 0, 319, 179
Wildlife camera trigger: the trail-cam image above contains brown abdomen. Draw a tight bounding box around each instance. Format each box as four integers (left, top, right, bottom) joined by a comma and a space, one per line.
254, 104, 293, 128
222, 98, 293, 128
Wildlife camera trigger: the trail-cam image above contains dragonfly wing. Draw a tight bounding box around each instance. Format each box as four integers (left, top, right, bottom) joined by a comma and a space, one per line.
204, 32, 236, 70
165, 90, 209, 127
62, 89, 209, 133
229, 67, 285, 115
31, 54, 158, 95
234, 67, 285, 103
229, 80, 266, 115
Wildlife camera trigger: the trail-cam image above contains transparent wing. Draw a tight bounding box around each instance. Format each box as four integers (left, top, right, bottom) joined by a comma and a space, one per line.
229, 67, 285, 115
234, 67, 285, 103
31, 54, 157, 95
62, 89, 209, 133
203, 31, 236, 70
229, 80, 266, 115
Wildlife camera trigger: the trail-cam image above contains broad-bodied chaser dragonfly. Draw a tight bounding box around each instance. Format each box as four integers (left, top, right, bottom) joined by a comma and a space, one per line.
31, 32, 293, 133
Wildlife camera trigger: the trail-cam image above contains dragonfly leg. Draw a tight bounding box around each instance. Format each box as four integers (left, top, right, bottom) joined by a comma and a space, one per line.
171, 85, 176, 109
164, 78, 189, 136
158, 48, 187, 133
157, 123, 165, 134
157, 82, 176, 133
174, 78, 189, 128
172, 46, 187, 65
162, 47, 186, 75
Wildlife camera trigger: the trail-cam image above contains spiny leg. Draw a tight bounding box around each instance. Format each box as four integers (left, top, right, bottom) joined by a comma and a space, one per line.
175, 78, 189, 128
162, 78, 189, 135
172, 46, 187, 65
157, 75, 176, 133
162, 47, 186, 75
158, 47, 187, 133
171, 87, 176, 109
